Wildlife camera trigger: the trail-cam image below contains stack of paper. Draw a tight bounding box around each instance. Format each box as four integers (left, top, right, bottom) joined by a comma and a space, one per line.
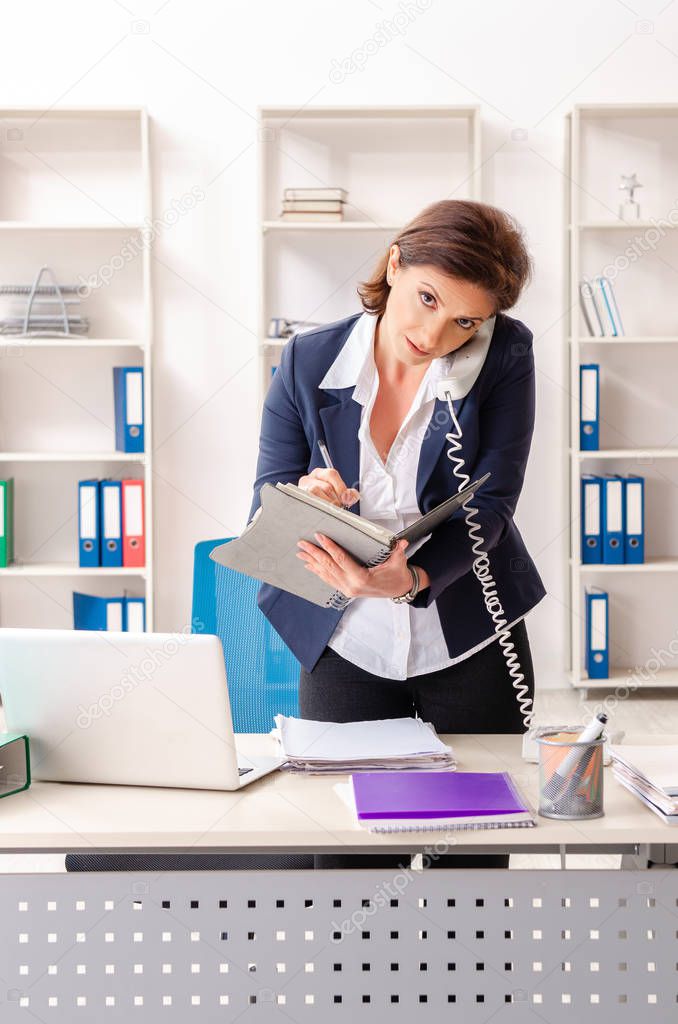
272, 715, 456, 773
610, 744, 678, 825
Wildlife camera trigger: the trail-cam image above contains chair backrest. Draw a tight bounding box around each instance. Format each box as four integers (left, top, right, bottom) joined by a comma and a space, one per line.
191, 539, 300, 733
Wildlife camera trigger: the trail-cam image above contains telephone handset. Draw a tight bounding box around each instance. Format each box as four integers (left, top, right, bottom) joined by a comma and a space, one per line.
434, 315, 536, 750
435, 314, 496, 402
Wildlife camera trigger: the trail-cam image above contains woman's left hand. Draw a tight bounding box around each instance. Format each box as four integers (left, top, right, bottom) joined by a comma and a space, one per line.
296, 534, 422, 600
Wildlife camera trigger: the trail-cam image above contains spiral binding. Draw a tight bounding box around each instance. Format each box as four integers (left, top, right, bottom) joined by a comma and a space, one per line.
372, 818, 535, 833
325, 544, 393, 609
441, 392, 535, 733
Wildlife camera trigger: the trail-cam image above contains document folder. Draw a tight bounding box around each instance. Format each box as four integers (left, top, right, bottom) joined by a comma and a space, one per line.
100, 479, 123, 568
78, 479, 100, 567
602, 475, 624, 564
623, 475, 644, 564
114, 366, 144, 453
579, 364, 599, 450
585, 587, 609, 679
73, 592, 124, 631
122, 479, 145, 567
581, 474, 602, 563
124, 596, 146, 632
0, 478, 14, 568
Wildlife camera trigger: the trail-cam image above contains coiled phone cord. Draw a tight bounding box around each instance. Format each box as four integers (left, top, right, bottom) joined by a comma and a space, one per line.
442, 392, 535, 732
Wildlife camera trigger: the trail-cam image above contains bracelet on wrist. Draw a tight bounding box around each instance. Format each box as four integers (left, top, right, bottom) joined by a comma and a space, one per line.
392, 564, 420, 604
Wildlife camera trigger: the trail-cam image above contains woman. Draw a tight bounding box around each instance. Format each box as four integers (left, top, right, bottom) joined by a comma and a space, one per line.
249, 200, 546, 867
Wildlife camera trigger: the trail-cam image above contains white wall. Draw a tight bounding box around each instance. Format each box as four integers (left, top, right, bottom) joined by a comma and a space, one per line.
4, 0, 678, 687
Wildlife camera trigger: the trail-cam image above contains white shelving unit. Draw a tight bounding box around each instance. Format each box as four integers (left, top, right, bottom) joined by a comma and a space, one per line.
257, 104, 481, 398
0, 106, 154, 629
567, 102, 678, 695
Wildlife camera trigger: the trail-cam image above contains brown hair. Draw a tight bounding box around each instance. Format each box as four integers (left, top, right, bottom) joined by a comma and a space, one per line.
357, 199, 532, 317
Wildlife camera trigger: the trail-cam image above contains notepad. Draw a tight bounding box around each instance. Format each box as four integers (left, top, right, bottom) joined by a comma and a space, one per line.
210, 473, 489, 609
337, 770, 536, 831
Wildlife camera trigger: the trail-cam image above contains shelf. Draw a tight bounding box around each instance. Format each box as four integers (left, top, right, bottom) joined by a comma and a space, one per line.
571, 668, 678, 690
263, 220, 401, 232
575, 448, 678, 459
0, 338, 145, 349
575, 557, 678, 573
571, 221, 678, 231
260, 105, 478, 120
573, 336, 678, 344
573, 103, 678, 117
0, 452, 145, 462
0, 107, 145, 118
0, 222, 145, 231
0, 564, 146, 578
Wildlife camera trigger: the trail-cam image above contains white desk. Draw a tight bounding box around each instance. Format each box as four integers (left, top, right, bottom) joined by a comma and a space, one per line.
0, 734, 676, 1022
0, 733, 673, 854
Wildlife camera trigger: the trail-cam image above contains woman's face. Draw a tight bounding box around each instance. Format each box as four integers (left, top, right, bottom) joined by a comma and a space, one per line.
380, 245, 496, 367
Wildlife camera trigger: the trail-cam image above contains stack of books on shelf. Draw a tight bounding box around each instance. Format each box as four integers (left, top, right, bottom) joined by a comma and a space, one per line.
610, 743, 678, 824
280, 187, 348, 222
579, 275, 624, 337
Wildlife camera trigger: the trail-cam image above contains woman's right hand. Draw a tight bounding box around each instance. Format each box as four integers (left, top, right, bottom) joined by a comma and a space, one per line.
297, 468, 359, 508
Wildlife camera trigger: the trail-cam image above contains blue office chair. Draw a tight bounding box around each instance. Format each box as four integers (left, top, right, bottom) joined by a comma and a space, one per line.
191, 538, 301, 733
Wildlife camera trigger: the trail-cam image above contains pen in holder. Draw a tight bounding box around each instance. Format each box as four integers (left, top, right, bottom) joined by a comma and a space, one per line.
537, 728, 605, 819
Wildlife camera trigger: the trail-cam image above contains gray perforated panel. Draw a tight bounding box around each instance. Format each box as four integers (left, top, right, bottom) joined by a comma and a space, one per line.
0, 869, 677, 1021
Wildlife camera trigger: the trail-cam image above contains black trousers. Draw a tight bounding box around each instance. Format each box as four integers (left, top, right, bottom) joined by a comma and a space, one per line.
299, 619, 534, 869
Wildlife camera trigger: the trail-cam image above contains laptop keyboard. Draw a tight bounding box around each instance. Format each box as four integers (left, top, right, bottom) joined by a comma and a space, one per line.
238, 767, 253, 776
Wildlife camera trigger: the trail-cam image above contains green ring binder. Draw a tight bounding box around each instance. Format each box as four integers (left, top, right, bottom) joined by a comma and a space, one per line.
0, 733, 31, 798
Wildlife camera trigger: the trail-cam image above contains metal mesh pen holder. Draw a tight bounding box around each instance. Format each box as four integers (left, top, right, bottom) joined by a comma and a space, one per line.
536, 729, 605, 820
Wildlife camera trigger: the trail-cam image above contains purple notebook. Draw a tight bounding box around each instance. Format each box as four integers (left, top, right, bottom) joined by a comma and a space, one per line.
351, 771, 527, 820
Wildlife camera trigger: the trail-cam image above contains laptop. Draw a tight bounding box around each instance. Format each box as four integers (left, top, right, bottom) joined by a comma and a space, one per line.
0, 629, 285, 790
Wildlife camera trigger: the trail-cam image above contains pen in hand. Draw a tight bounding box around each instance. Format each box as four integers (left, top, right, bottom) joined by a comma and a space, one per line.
317, 440, 357, 510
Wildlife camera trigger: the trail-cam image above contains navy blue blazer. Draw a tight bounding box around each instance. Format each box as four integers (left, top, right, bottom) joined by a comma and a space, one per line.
249, 311, 546, 672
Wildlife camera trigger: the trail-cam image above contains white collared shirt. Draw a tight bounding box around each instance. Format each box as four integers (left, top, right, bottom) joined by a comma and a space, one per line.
321, 311, 522, 680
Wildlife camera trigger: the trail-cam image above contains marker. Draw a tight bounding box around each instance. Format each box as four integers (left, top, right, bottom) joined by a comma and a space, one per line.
542, 712, 608, 803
